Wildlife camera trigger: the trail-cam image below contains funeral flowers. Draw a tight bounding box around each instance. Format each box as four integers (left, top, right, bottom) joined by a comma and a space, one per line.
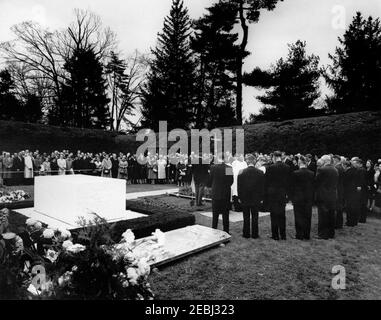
0, 212, 156, 300
0, 190, 31, 203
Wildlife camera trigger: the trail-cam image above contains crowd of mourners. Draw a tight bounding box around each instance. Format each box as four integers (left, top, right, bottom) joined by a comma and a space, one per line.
0, 149, 380, 240
0, 150, 198, 185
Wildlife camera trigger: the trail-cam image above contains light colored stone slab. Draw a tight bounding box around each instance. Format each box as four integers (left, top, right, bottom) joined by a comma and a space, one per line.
198, 210, 269, 222
34, 175, 126, 226
132, 225, 231, 267
126, 188, 179, 200
14, 207, 146, 230
198, 203, 294, 222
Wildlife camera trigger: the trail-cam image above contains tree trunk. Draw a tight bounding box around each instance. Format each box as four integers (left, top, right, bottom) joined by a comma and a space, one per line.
236, 57, 243, 125
237, 0, 249, 125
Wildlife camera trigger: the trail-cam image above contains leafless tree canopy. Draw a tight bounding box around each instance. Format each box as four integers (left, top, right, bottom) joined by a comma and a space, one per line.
0, 8, 120, 126
59, 9, 116, 61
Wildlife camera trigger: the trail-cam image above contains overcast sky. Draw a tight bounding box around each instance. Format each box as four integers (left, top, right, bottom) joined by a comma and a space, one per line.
0, 0, 380, 121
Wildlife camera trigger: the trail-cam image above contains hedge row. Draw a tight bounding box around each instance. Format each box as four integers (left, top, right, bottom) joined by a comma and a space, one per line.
243, 111, 381, 159
0, 120, 139, 153
1, 111, 381, 159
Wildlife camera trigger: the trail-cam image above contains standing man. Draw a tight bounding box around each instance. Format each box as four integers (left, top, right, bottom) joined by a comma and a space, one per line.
306, 154, 317, 175
344, 157, 365, 226
13, 152, 24, 183
192, 153, 210, 208
357, 159, 368, 223
111, 153, 119, 179
333, 155, 345, 229
237, 154, 265, 239
290, 156, 315, 240
208, 153, 233, 234
265, 151, 291, 240
231, 154, 248, 212
315, 155, 338, 239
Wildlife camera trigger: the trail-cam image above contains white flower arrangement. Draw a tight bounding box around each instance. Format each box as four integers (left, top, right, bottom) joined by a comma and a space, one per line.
42, 229, 55, 239
62, 240, 74, 250
26, 218, 43, 231
46, 249, 59, 263
122, 229, 135, 245
57, 228, 71, 239
65, 243, 86, 254
0, 190, 31, 203
2, 218, 155, 300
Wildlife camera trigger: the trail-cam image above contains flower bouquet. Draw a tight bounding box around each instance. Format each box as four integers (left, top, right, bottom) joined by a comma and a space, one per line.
0, 211, 157, 300
0, 190, 31, 203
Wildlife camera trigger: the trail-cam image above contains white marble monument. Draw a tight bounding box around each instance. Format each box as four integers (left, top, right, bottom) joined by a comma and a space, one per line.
16, 175, 145, 229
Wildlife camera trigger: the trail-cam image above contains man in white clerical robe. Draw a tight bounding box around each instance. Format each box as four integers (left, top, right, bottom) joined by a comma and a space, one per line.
231, 155, 248, 211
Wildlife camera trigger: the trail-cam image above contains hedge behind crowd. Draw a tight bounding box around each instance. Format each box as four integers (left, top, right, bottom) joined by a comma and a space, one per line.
243, 111, 381, 159
1, 111, 381, 159
0, 120, 139, 153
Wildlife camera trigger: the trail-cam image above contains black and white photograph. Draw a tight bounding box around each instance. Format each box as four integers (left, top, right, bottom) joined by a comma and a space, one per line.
0, 0, 381, 307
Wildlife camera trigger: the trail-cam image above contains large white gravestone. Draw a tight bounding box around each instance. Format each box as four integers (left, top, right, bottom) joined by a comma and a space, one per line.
16, 175, 145, 229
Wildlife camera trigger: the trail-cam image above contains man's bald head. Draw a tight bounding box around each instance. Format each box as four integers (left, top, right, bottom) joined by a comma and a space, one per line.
320, 155, 332, 166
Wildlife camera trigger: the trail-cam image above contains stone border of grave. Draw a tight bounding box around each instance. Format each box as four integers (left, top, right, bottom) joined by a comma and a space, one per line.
169, 192, 212, 202
2, 199, 196, 241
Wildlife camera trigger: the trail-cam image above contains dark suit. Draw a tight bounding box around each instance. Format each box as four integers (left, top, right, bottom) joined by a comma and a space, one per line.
208, 163, 233, 233
344, 167, 366, 226
358, 167, 368, 223
334, 164, 345, 229
290, 168, 315, 240
12, 156, 24, 182
237, 166, 265, 238
192, 163, 210, 206
265, 161, 290, 240
111, 158, 119, 178
307, 161, 317, 175
315, 165, 338, 239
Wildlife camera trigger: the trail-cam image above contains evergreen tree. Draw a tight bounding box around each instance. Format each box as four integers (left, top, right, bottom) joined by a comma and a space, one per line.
244, 40, 321, 121
221, 0, 282, 125
56, 47, 110, 129
140, 0, 196, 131
106, 51, 129, 131
191, 1, 239, 128
324, 12, 381, 113
0, 68, 22, 121
23, 94, 43, 123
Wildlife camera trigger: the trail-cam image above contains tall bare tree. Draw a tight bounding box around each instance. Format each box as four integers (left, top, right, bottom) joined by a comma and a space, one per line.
0, 21, 66, 112
106, 50, 148, 131
58, 9, 116, 62
0, 9, 116, 125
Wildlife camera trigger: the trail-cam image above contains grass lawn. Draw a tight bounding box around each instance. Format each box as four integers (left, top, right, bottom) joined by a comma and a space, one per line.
2, 183, 380, 300
141, 195, 381, 300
